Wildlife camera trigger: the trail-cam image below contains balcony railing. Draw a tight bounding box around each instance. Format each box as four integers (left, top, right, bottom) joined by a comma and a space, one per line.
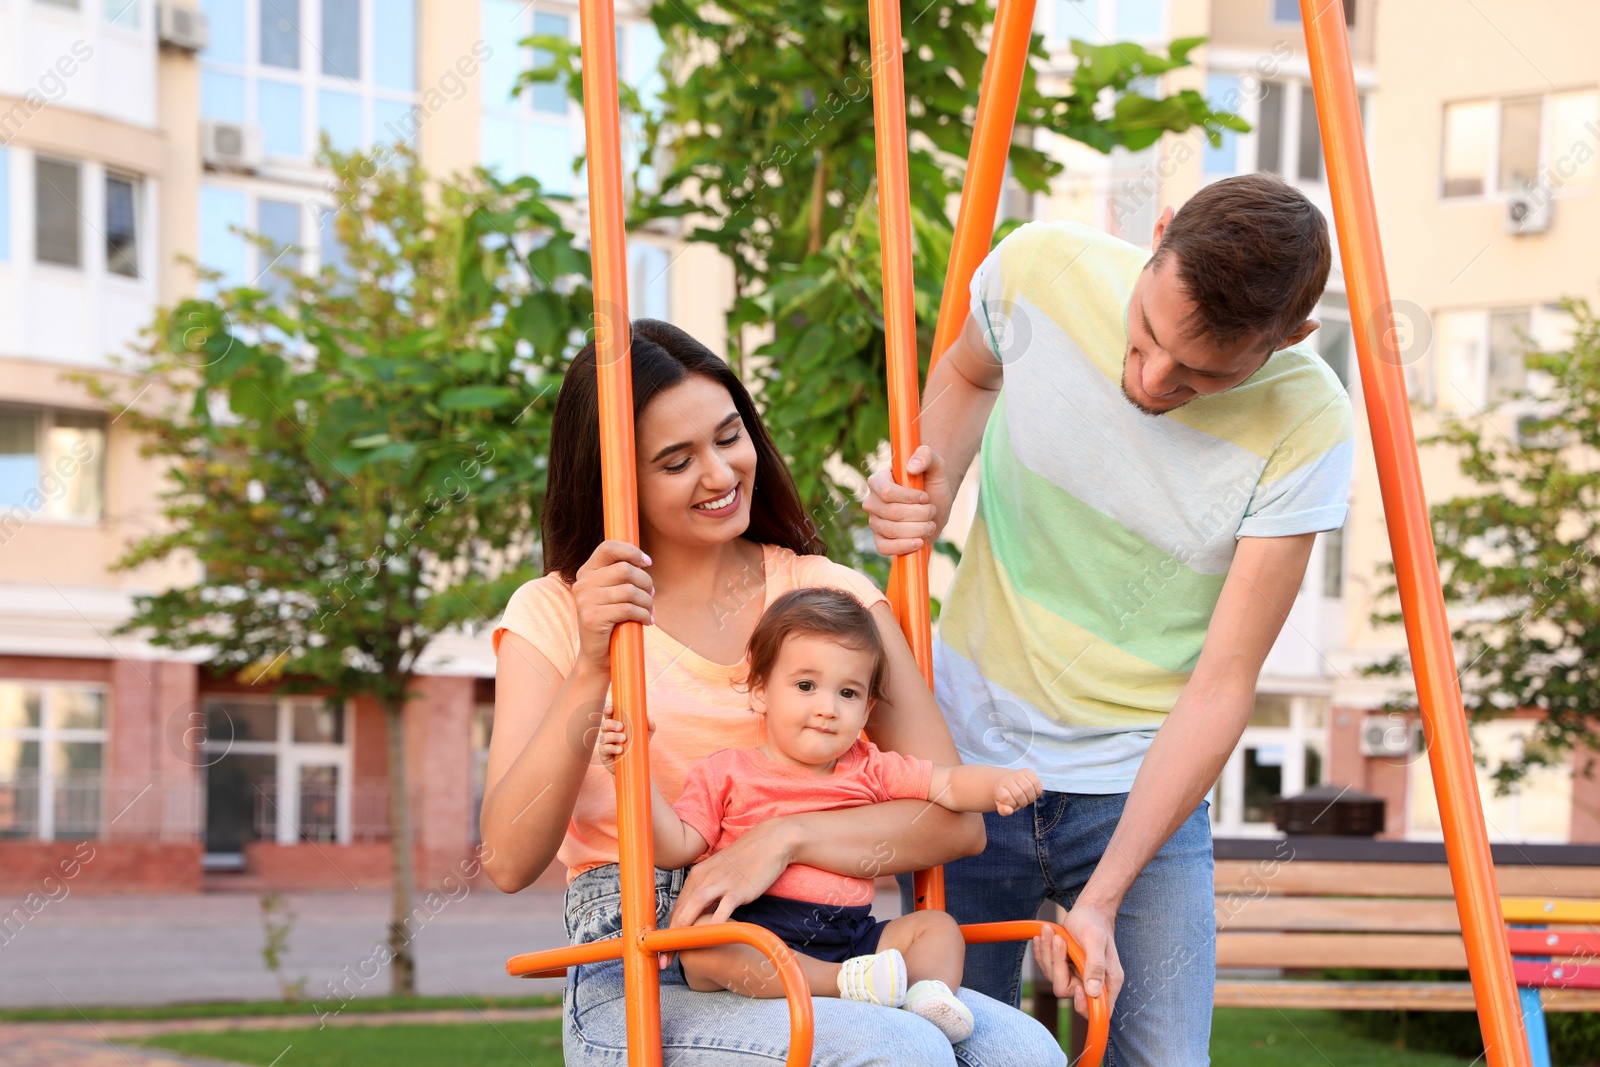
0, 774, 202, 841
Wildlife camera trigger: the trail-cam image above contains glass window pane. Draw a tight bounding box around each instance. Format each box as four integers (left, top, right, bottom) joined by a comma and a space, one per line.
44, 411, 103, 520
203, 0, 246, 62
106, 175, 139, 278
1437, 307, 1487, 411
201, 69, 247, 121
1305, 744, 1324, 787
531, 12, 571, 114
199, 185, 248, 289
1115, 0, 1162, 37
291, 701, 344, 743
256, 197, 301, 287
1243, 746, 1284, 823
1255, 82, 1284, 175
316, 201, 349, 276
204, 697, 277, 744
480, 0, 525, 110
1487, 307, 1531, 402
1297, 85, 1323, 182
35, 158, 82, 268
37, 0, 80, 9
528, 120, 572, 193
1317, 316, 1351, 386
373, 0, 417, 90
105, 0, 139, 27
1499, 97, 1543, 194
317, 89, 362, 152
374, 99, 418, 146
1321, 525, 1344, 598
1053, 0, 1098, 42
53, 745, 102, 839
1548, 90, 1599, 189
257, 79, 305, 157
260, 0, 301, 68
480, 114, 518, 175
0, 738, 41, 775
205, 751, 276, 852
1442, 100, 1492, 197
0, 146, 9, 262
629, 243, 670, 321
0, 683, 43, 731
1203, 75, 1239, 176
0, 763, 40, 838
1249, 693, 1292, 728
51, 686, 105, 731
1272, 0, 1300, 21
297, 764, 338, 841
0, 411, 40, 509
321, 0, 360, 78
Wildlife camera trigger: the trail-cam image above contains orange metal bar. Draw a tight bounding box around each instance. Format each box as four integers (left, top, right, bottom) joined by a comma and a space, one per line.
642, 925, 815, 1067
963, 921, 1109, 1059
576, 0, 660, 1062
1300, 3, 1528, 1064
869, 0, 934, 692
506, 938, 626, 981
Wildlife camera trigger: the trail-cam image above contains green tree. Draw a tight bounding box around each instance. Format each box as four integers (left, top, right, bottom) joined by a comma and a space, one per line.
1368, 300, 1600, 790
527, 0, 1242, 553
78, 147, 590, 995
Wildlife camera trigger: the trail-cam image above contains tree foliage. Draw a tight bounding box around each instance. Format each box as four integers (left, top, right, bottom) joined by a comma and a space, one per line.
77, 146, 591, 992
530, 0, 1245, 554
1368, 301, 1600, 789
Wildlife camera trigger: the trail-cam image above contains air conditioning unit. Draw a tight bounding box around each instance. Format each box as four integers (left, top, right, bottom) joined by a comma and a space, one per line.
202, 120, 262, 172
158, 4, 210, 52
1359, 715, 1412, 758
1506, 183, 1553, 236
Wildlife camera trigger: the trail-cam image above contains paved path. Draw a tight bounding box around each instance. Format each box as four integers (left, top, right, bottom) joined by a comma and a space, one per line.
0, 887, 570, 1009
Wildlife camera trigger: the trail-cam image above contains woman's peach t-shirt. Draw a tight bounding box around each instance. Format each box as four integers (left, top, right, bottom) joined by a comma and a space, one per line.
490, 543, 889, 882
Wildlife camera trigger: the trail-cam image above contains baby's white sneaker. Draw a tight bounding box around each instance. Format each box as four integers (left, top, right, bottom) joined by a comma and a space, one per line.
835, 948, 908, 1007
903, 979, 974, 1042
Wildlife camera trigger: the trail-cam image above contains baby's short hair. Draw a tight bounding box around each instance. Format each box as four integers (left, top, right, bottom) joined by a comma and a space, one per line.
743, 587, 887, 703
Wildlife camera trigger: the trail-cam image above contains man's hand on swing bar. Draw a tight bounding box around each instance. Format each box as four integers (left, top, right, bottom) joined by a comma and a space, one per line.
865, 445, 955, 556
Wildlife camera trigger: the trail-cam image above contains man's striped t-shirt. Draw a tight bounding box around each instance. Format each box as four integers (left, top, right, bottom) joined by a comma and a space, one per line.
934, 221, 1354, 794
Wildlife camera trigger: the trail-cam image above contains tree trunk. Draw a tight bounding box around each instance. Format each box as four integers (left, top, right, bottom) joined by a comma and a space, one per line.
384, 695, 417, 996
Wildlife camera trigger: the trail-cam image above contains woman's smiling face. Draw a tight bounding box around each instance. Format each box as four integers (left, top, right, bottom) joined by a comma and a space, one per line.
634, 374, 758, 550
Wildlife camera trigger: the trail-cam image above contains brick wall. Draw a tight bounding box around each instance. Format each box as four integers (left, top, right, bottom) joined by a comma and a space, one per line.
0, 840, 202, 894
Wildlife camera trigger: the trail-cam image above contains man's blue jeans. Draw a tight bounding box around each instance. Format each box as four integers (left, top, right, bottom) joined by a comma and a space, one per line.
901, 793, 1216, 1067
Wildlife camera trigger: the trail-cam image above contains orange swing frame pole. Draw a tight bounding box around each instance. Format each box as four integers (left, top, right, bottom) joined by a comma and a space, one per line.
1299, 3, 1529, 1063
563, 1, 816, 1063
871, 0, 1107, 1062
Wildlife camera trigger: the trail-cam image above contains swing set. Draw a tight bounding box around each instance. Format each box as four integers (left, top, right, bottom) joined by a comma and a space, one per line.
504, 0, 1537, 1063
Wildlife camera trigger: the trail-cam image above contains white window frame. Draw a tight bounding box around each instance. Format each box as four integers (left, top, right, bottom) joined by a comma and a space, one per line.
0, 404, 107, 524
198, 178, 346, 286
199, 694, 355, 851
1440, 87, 1600, 202
1211, 694, 1329, 837
0, 681, 109, 842
104, 168, 145, 281
199, 0, 420, 170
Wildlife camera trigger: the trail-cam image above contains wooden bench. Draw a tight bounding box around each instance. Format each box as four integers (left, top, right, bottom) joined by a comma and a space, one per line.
1212, 838, 1600, 1016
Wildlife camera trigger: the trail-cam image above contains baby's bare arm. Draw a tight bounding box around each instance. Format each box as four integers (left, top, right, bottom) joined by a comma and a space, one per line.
927, 764, 1043, 816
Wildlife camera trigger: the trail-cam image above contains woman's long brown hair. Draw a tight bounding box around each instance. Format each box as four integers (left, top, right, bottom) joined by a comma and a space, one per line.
542, 319, 825, 582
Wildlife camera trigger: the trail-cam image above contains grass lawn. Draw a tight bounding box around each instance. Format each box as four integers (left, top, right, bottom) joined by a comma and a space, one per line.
0, 992, 560, 1024
136, 1008, 1479, 1066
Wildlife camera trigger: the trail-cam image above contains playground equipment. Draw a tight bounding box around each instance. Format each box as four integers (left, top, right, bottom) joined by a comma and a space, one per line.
505, 0, 1538, 1063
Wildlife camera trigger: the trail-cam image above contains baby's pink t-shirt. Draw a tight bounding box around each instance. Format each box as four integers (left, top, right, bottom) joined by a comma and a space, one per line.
672, 739, 934, 908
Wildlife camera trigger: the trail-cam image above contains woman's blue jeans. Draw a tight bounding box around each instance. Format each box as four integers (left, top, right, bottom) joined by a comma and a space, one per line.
900, 793, 1216, 1067
562, 863, 1067, 1066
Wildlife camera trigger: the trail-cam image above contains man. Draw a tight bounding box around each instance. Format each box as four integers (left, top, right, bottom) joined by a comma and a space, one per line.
865, 172, 1353, 1065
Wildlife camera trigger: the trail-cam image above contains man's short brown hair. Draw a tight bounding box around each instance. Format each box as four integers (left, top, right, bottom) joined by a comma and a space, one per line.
743, 587, 887, 705
1150, 173, 1331, 352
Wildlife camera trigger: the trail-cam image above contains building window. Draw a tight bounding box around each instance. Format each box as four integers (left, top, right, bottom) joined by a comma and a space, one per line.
1252, 81, 1349, 185
201, 0, 419, 164
1409, 719, 1570, 843
1314, 290, 1352, 387
0, 683, 108, 841
1320, 525, 1344, 598
628, 241, 671, 321
200, 695, 352, 858
1273, 0, 1355, 25
35, 157, 82, 268
201, 185, 339, 291
256, 197, 303, 292
1204, 74, 1240, 175
1435, 304, 1568, 411
106, 173, 140, 278
1211, 694, 1328, 836
1048, 0, 1098, 45
0, 407, 107, 524
1113, 0, 1163, 40
1442, 89, 1599, 198
105, 0, 140, 27
470, 701, 492, 845
37, 0, 82, 9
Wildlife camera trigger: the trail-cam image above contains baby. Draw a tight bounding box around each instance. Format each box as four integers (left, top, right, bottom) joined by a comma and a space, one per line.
599, 586, 1043, 1042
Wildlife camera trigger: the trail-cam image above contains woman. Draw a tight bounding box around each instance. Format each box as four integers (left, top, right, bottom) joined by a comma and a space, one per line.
483, 319, 1067, 1065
